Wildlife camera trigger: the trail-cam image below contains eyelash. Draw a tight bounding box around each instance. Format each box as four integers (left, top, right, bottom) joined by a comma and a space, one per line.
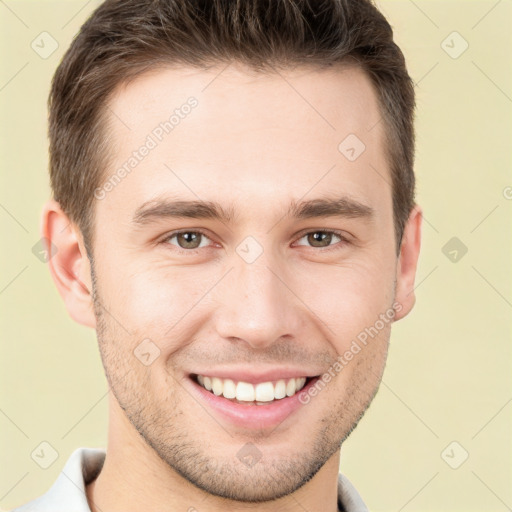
159, 229, 350, 254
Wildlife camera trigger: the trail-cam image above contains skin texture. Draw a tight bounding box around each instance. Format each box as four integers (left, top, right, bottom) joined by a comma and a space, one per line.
43, 63, 422, 512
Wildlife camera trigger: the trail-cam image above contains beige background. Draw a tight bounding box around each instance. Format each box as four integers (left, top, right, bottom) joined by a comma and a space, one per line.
1, 1, 511, 510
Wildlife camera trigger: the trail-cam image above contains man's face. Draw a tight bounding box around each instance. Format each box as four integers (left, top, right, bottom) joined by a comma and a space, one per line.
90, 63, 400, 501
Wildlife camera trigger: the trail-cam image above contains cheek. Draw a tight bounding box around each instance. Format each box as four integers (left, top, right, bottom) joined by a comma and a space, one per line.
300, 259, 393, 318
103, 264, 222, 347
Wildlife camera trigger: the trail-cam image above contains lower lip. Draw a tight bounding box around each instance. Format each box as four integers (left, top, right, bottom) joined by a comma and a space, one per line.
186, 375, 320, 430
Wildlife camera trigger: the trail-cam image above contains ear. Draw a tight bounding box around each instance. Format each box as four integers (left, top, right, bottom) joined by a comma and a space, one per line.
41, 199, 96, 328
393, 204, 422, 321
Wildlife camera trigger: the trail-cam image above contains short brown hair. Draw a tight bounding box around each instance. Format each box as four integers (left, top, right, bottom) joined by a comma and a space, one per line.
49, 0, 415, 257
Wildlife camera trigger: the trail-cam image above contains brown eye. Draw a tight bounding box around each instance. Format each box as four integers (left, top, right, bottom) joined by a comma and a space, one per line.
167, 231, 209, 250
307, 232, 333, 247
295, 231, 345, 249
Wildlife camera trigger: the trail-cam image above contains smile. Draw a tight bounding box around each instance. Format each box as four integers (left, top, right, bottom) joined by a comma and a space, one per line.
193, 374, 311, 405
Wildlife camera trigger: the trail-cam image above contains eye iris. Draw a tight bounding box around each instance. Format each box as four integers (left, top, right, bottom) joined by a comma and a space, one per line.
308, 232, 332, 247
177, 232, 201, 249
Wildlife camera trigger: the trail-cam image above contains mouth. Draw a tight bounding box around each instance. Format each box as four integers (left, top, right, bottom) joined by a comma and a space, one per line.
184, 370, 323, 429
190, 373, 319, 405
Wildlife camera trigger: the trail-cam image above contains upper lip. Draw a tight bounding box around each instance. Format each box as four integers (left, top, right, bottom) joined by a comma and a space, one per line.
189, 368, 321, 385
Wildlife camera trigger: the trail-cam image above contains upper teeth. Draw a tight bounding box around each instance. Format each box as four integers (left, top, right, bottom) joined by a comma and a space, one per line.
196, 375, 307, 402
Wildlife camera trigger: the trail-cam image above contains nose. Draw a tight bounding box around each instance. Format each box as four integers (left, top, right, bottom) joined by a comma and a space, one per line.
213, 251, 303, 350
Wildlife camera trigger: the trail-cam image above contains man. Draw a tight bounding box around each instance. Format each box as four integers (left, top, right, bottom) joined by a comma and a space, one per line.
14, 0, 422, 510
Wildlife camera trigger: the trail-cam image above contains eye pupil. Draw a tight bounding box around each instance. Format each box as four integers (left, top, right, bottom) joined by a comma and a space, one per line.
177, 232, 201, 249
308, 232, 332, 247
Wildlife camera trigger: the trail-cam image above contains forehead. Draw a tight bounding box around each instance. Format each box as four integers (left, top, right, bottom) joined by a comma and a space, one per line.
107, 62, 382, 139
100, 62, 389, 222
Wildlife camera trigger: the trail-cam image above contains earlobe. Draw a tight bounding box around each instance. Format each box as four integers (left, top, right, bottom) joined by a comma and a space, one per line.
393, 204, 423, 322
41, 199, 96, 328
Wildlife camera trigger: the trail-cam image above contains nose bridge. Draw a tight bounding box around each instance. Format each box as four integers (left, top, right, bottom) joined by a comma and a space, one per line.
214, 247, 300, 348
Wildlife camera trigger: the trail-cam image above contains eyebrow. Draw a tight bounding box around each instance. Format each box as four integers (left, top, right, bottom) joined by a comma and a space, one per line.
132, 195, 374, 225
